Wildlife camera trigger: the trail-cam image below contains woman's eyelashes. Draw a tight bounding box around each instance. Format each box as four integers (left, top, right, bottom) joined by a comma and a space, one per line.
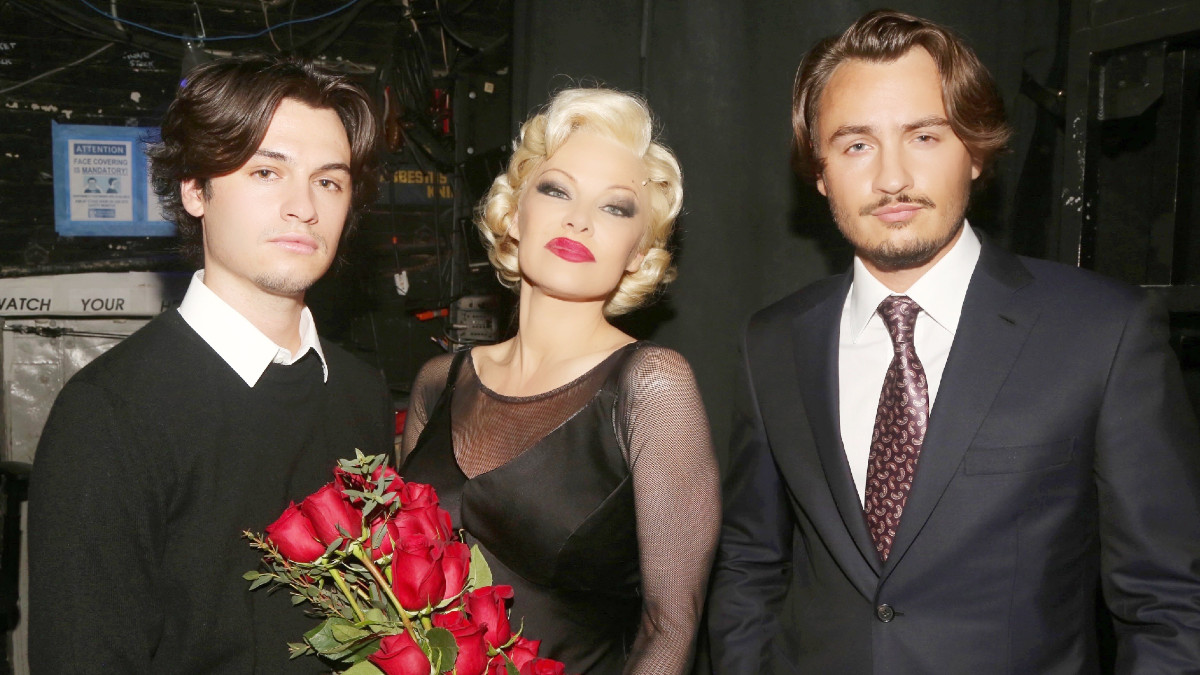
535, 181, 637, 219
603, 200, 636, 218
536, 180, 568, 199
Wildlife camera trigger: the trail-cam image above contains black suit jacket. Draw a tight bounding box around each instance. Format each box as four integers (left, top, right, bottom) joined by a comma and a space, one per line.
707, 241, 1200, 673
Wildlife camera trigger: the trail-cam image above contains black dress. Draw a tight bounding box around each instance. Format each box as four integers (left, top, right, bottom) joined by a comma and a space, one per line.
399, 342, 719, 675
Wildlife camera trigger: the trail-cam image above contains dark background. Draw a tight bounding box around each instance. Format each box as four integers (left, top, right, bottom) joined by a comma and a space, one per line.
5, 1, 1200, 672
513, 0, 1065, 450
3, 0, 1198, 449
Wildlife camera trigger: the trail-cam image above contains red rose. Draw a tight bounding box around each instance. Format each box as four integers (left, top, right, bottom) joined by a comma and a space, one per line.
397, 481, 439, 510
299, 483, 361, 547
465, 585, 514, 648
432, 608, 475, 633
368, 631, 430, 675
394, 501, 453, 542
519, 658, 566, 675
264, 502, 325, 563
392, 481, 451, 542
504, 636, 541, 669
432, 612, 489, 675
441, 541, 471, 600
390, 535, 448, 611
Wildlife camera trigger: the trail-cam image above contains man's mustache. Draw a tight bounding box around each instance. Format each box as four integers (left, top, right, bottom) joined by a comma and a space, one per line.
859, 194, 936, 216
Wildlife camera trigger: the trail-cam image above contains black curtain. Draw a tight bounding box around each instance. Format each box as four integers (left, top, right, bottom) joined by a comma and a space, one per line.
512, 0, 1063, 456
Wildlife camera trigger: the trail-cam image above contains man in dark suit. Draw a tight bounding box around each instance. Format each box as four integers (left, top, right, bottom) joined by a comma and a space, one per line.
707, 9, 1200, 673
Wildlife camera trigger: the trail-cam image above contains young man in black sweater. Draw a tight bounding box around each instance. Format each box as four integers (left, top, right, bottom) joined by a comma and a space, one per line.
28, 56, 394, 673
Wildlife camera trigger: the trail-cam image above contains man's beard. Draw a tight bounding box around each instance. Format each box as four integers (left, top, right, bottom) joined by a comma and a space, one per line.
832, 192, 966, 272
252, 229, 331, 297
254, 273, 318, 297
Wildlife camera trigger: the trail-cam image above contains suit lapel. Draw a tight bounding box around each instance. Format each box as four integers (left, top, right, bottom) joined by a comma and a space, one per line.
789, 273, 885, 588
882, 242, 1038, 573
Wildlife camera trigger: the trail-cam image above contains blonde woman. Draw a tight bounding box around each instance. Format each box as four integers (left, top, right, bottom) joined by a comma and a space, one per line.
400, 88, 719, 674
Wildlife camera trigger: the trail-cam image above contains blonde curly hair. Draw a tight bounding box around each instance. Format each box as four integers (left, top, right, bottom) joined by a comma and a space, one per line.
477, 87, 683, 316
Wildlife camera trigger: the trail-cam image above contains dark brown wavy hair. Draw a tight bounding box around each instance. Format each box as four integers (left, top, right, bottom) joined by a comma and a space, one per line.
792, 9, 1011, 183
148, 55, 380, 265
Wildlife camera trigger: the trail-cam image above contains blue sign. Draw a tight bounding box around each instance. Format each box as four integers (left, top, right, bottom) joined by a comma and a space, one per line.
52, 122, 173, 237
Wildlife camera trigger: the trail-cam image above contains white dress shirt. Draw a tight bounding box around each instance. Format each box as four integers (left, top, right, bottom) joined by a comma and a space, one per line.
838, 223, 981, 504
177, 270, 328, 387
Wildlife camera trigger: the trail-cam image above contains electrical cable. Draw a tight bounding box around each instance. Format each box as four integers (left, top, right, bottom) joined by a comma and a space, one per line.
0, 42, 114, 94
71, 0, 366, 42
287, 0, 297, 50
190, 0, 207, 41
261, 0, 282, 52
106, 0, 125, 36
2, 324, 132, 340
10, 0, 120, 42
435, 0, 479, 52
308, 0, 383, 55
12, 0, 181, 58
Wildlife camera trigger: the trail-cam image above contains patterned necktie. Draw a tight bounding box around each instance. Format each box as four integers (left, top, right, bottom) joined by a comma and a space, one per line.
864, 295, 929, 562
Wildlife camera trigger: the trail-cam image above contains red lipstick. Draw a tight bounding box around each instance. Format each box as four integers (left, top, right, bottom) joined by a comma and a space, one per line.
545, 237, 595, 263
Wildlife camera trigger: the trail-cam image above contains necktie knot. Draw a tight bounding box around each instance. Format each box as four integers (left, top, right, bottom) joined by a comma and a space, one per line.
877, 295, 921, 345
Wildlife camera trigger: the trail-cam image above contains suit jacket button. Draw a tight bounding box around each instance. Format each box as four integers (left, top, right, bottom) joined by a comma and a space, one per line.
876, 604, 895, 622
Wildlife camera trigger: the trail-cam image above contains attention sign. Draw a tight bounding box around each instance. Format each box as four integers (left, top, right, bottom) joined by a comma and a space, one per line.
51, 122, 173, 237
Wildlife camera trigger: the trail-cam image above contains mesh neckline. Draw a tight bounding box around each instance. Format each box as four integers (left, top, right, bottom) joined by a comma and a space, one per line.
466, 341, 640, 404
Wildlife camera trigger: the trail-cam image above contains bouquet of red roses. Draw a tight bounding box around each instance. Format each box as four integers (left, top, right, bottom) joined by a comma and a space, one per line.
244, 451, 568, 675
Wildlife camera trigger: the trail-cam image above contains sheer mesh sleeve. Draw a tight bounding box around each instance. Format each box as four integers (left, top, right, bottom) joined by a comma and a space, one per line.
616, 346, 720, 675
399, 353, 455, 461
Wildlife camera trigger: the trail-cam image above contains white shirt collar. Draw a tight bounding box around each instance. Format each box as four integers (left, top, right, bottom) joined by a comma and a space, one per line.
845, 221, 982, 343
177, 270, 328, 387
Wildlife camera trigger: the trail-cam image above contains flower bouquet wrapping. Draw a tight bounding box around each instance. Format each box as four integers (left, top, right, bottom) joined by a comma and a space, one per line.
244, 451, 569, 675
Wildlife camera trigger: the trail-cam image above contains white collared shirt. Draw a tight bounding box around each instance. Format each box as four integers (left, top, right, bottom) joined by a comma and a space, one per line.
177, 270, 328, 387
838, 222, 981, 504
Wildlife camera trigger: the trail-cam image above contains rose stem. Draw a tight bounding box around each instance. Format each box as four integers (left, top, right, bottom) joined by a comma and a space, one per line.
355, 549, 417, 638
330, 569, 366, 623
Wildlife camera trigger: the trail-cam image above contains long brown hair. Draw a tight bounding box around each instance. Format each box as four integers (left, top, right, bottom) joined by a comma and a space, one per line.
792, 9, 1011, 183
148, 55, 379, 265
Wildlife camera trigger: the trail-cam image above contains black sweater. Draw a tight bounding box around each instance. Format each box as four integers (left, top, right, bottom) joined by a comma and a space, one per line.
28, 310, 394, 674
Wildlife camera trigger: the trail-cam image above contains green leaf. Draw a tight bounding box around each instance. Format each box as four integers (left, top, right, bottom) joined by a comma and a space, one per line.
370, 525, 387, 550
343, 661, 386, 675
305, 618, 358, 656
243, 571, 260, 581
332, 623, 370, 643
423, 626, 458, 673
291, 594, 307, 606
376, 472, 397, 491
330, 636, 382, 666
287, 641, 314, 659
468, 544, 492, 589
248, 575, 273, 591
367, 452, 385, 472
324, 538, 344, 557
363, 607, 388, 624
362, 501, 378, 520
